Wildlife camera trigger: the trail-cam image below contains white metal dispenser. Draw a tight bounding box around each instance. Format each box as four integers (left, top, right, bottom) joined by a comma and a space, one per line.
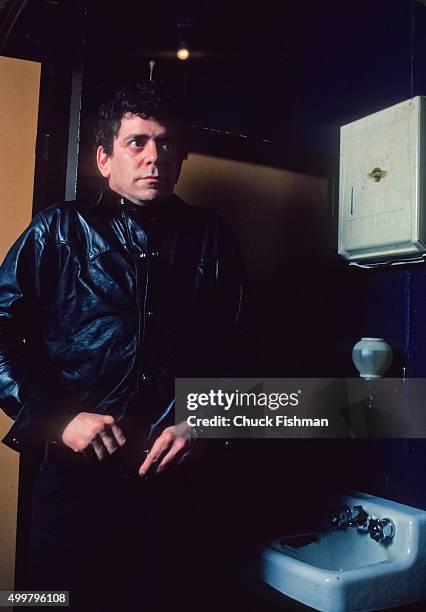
338, 96, 426, 265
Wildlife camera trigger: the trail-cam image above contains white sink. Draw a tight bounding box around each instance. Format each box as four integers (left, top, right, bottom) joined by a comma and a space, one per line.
261, 491, 426, 611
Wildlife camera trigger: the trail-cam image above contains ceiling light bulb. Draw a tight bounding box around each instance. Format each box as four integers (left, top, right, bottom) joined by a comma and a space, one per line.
177, 43, 189, 60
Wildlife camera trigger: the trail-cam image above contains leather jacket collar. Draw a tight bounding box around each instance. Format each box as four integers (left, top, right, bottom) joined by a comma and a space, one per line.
96, 188, 187, 220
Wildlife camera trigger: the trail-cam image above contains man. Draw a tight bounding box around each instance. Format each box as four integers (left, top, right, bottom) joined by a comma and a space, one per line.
0, 82, 246, 610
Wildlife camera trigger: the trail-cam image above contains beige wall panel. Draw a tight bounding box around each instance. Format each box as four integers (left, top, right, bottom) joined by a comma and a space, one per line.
0, 55, 41, 593
176, 152, 328, 258
0, 56, 40, 260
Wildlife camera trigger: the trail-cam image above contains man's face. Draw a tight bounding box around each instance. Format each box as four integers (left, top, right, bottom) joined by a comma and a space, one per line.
97, 113, 180, 204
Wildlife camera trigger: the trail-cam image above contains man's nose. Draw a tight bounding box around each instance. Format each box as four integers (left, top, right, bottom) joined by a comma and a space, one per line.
144, 140, 159, 163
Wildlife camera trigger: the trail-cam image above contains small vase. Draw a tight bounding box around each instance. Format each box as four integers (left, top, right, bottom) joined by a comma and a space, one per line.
352, 337, 393, 380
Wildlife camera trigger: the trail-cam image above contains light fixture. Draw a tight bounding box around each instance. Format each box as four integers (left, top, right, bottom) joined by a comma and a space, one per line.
177, 41, 189, 61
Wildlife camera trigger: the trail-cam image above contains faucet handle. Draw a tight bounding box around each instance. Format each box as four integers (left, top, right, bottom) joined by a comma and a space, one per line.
368, 517, 395, 542
349, 505, 369, 530
329, 505, 352, 529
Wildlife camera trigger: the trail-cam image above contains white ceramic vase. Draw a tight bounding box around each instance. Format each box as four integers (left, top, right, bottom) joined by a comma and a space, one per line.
352, 337, 393, 380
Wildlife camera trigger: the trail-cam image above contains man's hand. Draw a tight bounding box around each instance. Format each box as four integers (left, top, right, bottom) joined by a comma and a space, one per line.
61, 412, 127, 460
138, 421, 193, 477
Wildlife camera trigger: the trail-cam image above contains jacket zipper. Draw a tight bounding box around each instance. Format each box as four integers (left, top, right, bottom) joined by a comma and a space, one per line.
120, 206, 149, 396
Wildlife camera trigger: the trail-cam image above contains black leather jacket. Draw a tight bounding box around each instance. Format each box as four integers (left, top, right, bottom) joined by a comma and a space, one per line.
0, 189, 246, 451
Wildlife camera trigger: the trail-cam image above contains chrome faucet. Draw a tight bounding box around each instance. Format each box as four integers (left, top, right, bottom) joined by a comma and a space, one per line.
367, 517, 395, 542
329, 505, 353, 529
329, 504, 395, 543
329, 504, 369, 530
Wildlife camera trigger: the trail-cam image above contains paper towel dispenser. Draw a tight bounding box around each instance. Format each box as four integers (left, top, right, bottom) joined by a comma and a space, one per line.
338, 96, 426, 265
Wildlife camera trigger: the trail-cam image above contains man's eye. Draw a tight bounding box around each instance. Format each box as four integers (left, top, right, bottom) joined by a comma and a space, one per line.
160, 142, 175, 153
129, 139, 144, 149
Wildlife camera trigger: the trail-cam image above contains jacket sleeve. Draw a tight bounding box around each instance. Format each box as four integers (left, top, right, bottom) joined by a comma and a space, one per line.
0, 213, 66, 450
173, 215, 257, 439
151, 213, 256, 440
214, 215, 257, 377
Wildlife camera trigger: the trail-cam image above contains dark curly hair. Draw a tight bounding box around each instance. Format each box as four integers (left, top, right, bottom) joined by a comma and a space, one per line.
95, 82, 189, 157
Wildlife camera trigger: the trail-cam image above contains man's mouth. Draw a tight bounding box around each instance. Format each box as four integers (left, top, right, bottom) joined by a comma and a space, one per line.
141, 176, 162, 182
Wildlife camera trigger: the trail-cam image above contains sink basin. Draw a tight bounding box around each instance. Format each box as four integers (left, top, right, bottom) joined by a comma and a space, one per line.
261, 491, 426, 611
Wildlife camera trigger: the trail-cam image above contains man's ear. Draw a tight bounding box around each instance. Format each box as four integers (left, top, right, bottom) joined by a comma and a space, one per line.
96, 146, 111, 178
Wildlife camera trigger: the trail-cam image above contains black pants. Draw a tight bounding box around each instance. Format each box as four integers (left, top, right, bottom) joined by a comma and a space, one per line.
25, 445, 198, 612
